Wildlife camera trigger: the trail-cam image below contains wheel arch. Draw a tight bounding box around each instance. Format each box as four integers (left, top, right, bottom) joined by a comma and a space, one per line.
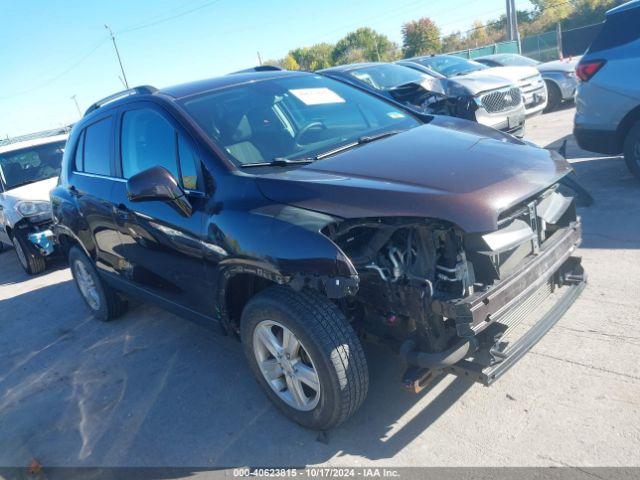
54, 226, 93, 260
618, 104, 640, 147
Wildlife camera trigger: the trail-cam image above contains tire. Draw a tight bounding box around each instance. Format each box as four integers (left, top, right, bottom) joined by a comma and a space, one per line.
544, 81, 561, 113
624, 121, 640, 180
241, 286, 369, 430
68, 246, 127, 321
12, 235, 46, 275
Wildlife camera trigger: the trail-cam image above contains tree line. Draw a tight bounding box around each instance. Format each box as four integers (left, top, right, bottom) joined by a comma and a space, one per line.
266, 0, 625, 70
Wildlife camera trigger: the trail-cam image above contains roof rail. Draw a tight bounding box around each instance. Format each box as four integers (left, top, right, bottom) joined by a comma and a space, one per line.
84, 85, 158, 116
229, 65, 283, 74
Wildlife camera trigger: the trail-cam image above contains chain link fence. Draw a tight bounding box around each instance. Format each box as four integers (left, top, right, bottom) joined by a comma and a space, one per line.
449, 40, 520, 59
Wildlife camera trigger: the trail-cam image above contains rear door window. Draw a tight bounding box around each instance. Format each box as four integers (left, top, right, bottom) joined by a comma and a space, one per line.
588, 8, 640, 53
83, 118, 113, 176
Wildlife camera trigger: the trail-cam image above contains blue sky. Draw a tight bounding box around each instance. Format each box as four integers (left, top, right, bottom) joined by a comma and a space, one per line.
1, 0, 532, 137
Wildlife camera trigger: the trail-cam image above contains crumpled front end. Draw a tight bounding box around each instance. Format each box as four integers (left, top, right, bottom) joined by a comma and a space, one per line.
322, 183, 585, 391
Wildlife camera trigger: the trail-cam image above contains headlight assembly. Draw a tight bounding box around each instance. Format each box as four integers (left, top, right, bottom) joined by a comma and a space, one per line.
15, 201, 52, 218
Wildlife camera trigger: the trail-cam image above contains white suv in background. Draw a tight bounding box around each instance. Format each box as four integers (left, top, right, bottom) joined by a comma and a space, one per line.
0, 134, 67, 274
406, 54, 548, 116
574, 0, 640, 179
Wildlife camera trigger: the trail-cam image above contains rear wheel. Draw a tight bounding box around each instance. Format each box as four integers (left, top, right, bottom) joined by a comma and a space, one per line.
69, 246, 127, 321
241, 286, 369, 430
624, 121, 640, 180
544, 81, 561, 113
12, 235, 46, 275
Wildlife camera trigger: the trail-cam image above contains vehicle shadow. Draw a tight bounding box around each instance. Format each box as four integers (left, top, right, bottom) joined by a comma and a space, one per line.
0, 251, 475, 468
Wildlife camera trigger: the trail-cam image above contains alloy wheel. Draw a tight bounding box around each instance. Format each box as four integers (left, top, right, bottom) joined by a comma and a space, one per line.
252, 320, 321, 411
73, 260, 101, 311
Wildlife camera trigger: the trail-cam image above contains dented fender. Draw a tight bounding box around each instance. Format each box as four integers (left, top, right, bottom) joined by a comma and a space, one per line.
207, 204, 359, 312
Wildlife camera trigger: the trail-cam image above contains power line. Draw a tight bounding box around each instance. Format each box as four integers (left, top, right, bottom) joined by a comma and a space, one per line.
0, 38, 108, 100
0, 0, 226, 101
118, 0, 224, 34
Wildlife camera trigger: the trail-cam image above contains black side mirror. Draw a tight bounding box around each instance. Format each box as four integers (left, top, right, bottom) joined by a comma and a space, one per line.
126, 166, 192, 217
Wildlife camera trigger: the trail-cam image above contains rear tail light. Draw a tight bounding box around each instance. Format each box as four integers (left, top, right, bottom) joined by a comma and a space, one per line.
576, 60, 606, 81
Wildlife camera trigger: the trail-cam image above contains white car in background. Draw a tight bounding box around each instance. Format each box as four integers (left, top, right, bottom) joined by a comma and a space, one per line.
407, 54, 548, 116
475, 53, 581, 112
0, 134, 67, 274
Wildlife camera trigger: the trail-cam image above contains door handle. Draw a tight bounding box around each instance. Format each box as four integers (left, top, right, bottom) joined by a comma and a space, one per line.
113, 203, 131, 219
69, 185, 81, 197
114, 203, 128, 213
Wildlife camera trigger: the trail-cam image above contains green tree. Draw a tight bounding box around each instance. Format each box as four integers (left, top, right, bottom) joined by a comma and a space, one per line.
441, 31, 465, 53
264, 54, 300, 70
401, 17, 442, 57
280, 54, 301, 70
290, 43, 334, 71
467, 20, 489, 47
332, 27, 399, 65
530, 0, 575, 27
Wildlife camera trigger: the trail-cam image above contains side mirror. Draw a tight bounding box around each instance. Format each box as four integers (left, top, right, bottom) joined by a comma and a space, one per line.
126, 166, 192, 217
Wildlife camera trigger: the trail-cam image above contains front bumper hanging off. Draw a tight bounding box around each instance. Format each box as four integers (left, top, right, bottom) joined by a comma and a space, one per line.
27, 228, 56, 256
402, 221, 586, 390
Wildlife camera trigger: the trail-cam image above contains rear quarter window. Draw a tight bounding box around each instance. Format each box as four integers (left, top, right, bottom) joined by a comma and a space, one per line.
83, 117, 113, 176
588, 8, 640, 53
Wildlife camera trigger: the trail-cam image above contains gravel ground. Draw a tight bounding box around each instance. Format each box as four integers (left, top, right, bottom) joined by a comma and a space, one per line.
0, 105, 639, 469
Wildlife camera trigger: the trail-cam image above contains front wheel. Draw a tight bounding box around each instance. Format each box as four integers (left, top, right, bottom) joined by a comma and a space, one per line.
69, 246, 127, 321
624, 121, 640, 180
241, 286, 369, 430
12, 235, 46, 275
544, 81, 561, 113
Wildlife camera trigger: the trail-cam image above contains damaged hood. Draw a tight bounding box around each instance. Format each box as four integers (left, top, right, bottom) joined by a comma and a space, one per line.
255, 122, 571, 233
445, 74, 513, 96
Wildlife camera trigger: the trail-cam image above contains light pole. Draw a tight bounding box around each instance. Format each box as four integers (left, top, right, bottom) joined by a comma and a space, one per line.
105, 24, 130, 89
70, 95, 82, 117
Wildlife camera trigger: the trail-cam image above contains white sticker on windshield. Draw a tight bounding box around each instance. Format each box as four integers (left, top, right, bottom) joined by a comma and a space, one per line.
387, 112, 406, 119
289, 88, 346, 105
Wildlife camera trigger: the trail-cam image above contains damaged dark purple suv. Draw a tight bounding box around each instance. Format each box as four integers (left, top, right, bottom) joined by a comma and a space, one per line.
51, 70, 585, 429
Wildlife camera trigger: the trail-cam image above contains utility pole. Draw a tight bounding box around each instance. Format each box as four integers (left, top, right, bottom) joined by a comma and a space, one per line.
556, 23, 564, 59
104, 25, 130, 89
506, 0, 513, 41
511, 0, 521, 50
257, 51, 263, 66
70, 95, 82, 117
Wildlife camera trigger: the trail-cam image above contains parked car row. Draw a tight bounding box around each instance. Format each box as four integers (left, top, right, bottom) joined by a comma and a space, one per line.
3, 0, 638, 431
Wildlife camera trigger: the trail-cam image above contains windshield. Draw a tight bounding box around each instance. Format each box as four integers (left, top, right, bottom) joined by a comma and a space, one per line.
180, 74, 420, 166
414, 56, 488, 78
0, 140, 65, 190
347, 64, 429, 91
493, 54, 540, 67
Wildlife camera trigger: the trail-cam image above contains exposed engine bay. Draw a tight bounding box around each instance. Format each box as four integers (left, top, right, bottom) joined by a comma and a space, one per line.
323, 184, 581, 360
388, 81, 477, 121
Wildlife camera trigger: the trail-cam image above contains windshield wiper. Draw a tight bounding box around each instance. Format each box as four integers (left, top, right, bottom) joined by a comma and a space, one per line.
240, 157, 314, 168
357, 129, 404, 143
315, 130, 404, 160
